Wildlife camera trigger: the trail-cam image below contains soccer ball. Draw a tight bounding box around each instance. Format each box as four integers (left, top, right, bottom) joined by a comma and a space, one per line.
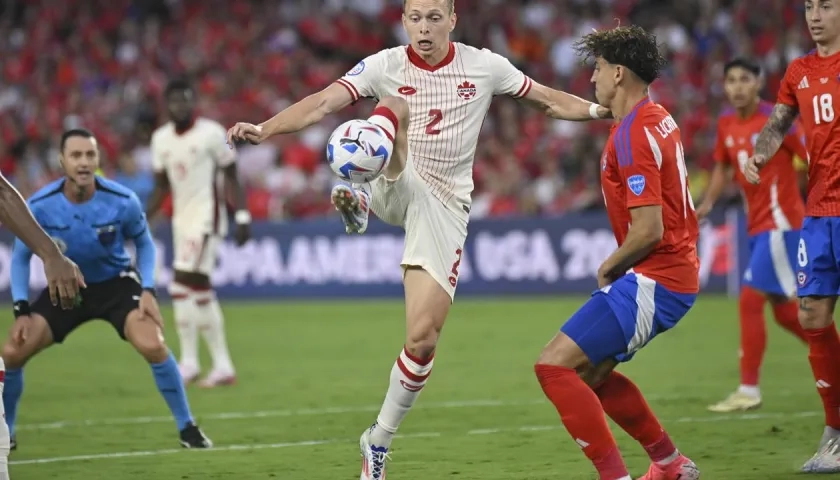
326, 119, 392, 184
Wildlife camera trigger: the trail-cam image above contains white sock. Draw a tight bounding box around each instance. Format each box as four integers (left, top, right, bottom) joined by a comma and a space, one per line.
170, 283, 200, 371
369, 346, 434, 447
195, 291, 235, 374
737, 385, 761, 398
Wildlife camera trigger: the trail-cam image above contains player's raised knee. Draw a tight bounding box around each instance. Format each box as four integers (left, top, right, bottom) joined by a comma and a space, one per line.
376, 96, 409, 122
797, 297, 834, 329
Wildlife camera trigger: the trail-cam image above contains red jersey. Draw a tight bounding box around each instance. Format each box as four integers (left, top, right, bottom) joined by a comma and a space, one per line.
778, 49, 840, 216
714, 100, 807, 235
600, 98, 700, 294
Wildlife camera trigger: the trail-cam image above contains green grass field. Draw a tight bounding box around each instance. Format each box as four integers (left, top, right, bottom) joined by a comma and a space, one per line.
3, 295, 825, 479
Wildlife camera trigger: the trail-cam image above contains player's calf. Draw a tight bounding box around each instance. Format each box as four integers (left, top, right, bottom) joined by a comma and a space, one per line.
124, 310, 212, 448
797, 296, 840, 469
1, 313, 53, 445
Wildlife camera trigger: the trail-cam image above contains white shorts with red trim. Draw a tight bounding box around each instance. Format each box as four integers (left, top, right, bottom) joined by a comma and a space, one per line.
172, 232, 220, 276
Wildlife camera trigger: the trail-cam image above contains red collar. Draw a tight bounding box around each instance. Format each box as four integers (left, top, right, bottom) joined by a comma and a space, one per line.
406, 42, 455, 72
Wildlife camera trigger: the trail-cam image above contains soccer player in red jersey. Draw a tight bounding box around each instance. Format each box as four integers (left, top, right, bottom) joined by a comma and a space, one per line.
746, 0, 840, 472
699, 58, 808, 414
534, 26, 700, 480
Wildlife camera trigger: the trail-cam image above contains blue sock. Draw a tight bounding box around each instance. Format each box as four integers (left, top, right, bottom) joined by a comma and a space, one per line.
151, 353, 194, 431
4, 369, 23, 436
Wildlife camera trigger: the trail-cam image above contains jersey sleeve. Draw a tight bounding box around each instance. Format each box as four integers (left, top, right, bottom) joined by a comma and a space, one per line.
334, 50, 388, 104
208, 122, 236, 168
122, 192, 149, 240
150, 133, 166, 173
777, 63, 799, 108
712, 121, 730, 165
782, 120, 808, 161
617, 124, 663, 208
484, 49, 532, 98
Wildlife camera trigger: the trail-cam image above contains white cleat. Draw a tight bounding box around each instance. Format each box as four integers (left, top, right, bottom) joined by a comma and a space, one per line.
331, 184, 370, 234
802, 436, 840, 473
359, 426, 389, 480
198, 370, 237, 388
179, 364, 200, 385
707, 391, 762, 413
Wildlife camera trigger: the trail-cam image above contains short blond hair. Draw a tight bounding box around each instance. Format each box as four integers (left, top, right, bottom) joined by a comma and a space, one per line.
403, 0, 454, 14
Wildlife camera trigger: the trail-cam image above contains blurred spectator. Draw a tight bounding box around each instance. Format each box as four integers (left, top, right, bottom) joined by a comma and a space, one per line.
0, 0, 811, 218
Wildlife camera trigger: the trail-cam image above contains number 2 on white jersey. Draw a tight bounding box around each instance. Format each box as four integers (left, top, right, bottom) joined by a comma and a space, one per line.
813, 93, 835, 124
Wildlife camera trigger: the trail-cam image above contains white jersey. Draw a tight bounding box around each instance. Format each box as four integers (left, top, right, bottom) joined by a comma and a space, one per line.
335, 42, 532, 217
151, 117, 235, 236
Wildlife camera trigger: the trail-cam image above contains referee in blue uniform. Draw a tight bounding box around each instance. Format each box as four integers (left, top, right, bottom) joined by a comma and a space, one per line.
2, 129, 211, 450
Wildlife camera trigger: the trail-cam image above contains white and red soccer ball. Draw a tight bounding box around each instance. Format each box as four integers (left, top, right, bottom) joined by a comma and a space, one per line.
326, 119, 392, 184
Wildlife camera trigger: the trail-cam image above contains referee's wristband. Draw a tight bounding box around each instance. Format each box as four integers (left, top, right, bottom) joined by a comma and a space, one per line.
13, 301, 30, 319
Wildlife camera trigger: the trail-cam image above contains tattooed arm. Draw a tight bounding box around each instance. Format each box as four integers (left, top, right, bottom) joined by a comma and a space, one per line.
754, 104, 799, 162
745, 104, 799, 184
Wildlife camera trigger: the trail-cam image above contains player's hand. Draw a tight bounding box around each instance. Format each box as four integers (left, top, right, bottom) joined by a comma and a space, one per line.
695, 203, 712, 222
42, 253, 86, 310
11, 315, 31, 345
596, 264, 619, 289
744, 154, 767, 185
234, 222, 251, 247
226, 123, 263, 148
139, 291, 165, 330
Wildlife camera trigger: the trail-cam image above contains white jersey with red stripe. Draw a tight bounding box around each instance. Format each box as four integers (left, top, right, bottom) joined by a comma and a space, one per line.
335, 42, 532, 217
151, 117, 234, 237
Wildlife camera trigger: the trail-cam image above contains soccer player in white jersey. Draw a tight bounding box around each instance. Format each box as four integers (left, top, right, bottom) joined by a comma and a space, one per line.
147, 79, 252, 388
227, 1, 610, 478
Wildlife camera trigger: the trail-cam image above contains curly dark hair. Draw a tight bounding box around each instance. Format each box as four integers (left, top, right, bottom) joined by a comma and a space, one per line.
573, 25, 666, 85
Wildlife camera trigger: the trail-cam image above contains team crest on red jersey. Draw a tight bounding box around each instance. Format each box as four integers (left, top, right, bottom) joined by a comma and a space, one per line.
457, 81, 476, 100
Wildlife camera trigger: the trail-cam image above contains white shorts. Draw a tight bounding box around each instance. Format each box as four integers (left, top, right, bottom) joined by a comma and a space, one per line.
367, 166, 468, 300
172, 232, 220, 276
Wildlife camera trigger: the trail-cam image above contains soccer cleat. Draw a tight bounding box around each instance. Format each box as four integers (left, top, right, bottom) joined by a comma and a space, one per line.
198, 370, 237, 389
637, 455, 700, 480
706, 391, 762, 413
179, 422, 213, 449
179, 364, 200, 385
801, 436, 840, 473
10, 435, 16, 451
359, 425, 389, 480
331, 184, 370, 234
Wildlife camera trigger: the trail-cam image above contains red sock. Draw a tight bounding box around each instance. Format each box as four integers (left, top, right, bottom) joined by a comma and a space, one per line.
771, 300, 807, 342
804, 324, 840, 429
535, 364, 628, 479
596, 371, 678, 463
739, 287, 767, 387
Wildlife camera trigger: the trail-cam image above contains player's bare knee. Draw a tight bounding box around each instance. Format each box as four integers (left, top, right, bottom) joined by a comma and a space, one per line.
125, 312, 168, 363
1, 343, 26, 370
536, 333, 590, 370
377, 96, 409, 124
797, 296, 835, 329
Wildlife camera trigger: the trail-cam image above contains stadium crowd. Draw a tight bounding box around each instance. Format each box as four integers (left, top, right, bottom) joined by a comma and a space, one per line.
0, 0, 810, 220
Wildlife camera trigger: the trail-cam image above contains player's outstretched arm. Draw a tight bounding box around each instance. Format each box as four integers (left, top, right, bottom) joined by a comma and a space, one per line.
228, 83, 355, 145
0, 176, 63, 261
520, 82, 611, 121
696, 163, 732, 220
145, 171, 170, 220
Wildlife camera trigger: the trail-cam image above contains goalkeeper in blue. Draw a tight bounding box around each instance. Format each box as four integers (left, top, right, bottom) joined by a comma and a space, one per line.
2, 128, 211, 450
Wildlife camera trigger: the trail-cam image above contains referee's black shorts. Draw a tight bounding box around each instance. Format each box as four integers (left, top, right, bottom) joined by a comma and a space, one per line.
31, 270, 143, 344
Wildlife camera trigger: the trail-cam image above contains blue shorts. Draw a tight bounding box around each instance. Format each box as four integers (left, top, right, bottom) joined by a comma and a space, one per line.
560, 273, 696, 365
797, 216, 840, 297
743, 230, 800, 297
